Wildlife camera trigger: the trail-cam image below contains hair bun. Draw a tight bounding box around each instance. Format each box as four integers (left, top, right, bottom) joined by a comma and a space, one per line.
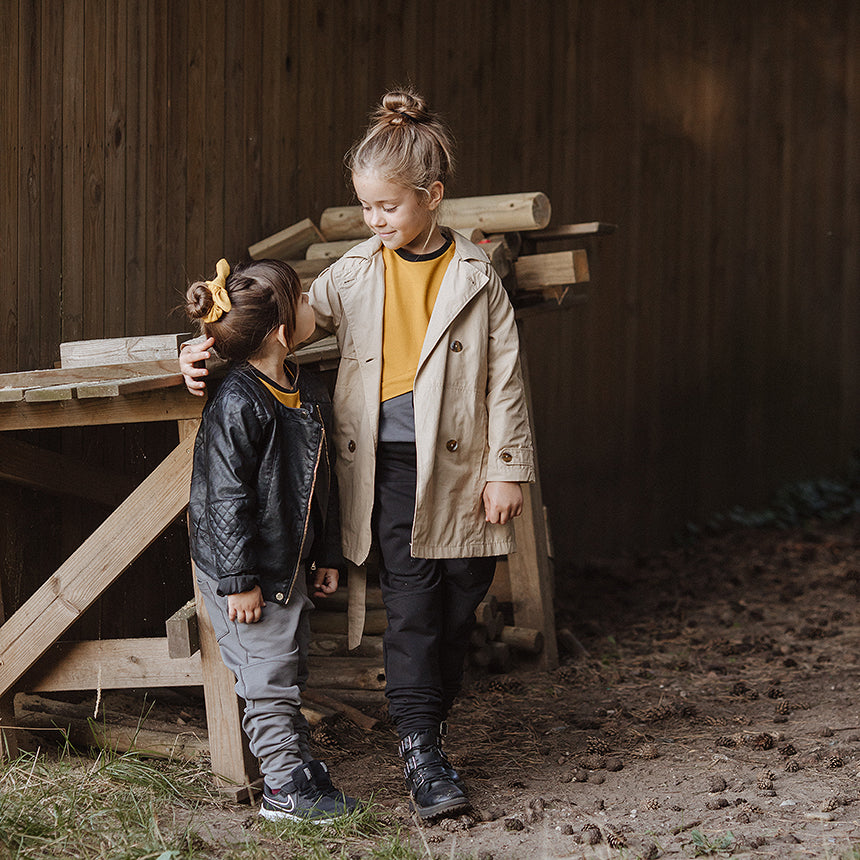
185, 282, 214, 321
380, 89, 430, 124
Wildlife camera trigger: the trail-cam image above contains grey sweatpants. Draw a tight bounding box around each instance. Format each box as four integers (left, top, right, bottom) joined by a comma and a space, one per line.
196, 571, 314, 787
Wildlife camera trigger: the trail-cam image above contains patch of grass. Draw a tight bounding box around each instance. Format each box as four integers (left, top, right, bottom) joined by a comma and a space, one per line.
688, 827, 735, 856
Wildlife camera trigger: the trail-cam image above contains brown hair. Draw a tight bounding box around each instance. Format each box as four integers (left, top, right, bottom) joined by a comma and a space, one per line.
185, 259, 302, 363
347, 88, 456, 197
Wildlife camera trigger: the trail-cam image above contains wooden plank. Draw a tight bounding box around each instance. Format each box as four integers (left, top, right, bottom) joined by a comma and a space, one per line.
0, 0, 18, 373
166, 599, 199, 659
76, 373, 184, 399
514, 250, 590, 291
0, 433, 196, 698
249, 218, 325, 260
0, 435, 136, 506
305, 238, 365, 261
306, 657, 386, 691
506, 343, 558, 669
527, 222, 618, 241
0, 386, 203, 431
60, 333, 191, 367
19, 638, 203, 691
0, 359, 182, 393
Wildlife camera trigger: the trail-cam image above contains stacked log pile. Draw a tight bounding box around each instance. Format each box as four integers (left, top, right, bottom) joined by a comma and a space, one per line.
248, 191, 612, 307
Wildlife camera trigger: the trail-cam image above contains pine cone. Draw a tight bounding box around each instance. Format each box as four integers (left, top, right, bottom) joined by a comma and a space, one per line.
748, 732, 775, 750
605, 830, 627, 849
765, 686, 784, 699
586, 736, 611, 755
776, 700, 791, 715
757, 777, 774, 790
779, 743, 797, 757
821, 796, 842, 812
579, 824, 601, 845
645, 797, 661, 810
487, 677, 524, 694
716, 735, 737, 748
784, 759, 801, 773
828, 755, 845, 768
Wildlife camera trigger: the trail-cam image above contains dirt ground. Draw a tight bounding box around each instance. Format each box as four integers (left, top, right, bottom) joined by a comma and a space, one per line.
325, 512, 860, 859
23, 511, 860, 858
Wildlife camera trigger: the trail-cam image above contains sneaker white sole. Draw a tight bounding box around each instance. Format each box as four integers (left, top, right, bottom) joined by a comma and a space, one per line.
259, 806, 337, 823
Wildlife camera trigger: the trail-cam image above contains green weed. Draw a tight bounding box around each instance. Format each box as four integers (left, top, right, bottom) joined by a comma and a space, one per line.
688, 827, 735, 856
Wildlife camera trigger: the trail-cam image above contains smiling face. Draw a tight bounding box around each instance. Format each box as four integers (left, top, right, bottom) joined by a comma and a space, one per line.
352, 171, 445, 255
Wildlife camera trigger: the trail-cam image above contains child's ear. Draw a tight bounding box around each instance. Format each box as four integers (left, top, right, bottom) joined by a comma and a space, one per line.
275, 324, 290, 349
427, 180, 444, 211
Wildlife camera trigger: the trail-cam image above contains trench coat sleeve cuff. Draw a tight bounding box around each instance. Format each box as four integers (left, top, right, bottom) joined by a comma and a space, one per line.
484, 445, 536, 483
215, 572, 260, 597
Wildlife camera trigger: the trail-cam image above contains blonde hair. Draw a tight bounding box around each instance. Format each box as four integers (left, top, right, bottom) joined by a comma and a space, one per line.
347, 88, 456, 198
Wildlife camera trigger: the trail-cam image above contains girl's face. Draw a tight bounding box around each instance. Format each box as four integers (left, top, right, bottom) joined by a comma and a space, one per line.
353, 171, 443, 255
292, 291, 316, 347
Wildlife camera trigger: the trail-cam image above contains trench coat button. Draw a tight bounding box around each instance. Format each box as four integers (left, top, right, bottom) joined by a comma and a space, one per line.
347, 440, 356, 452
500, 451, 513, 462
446, 439, 459, 452
450, 340, 463, 352
275, 592, 285, 602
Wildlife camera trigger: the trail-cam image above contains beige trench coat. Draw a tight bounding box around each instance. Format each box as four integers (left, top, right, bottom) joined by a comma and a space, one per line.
308, 229, 535, 565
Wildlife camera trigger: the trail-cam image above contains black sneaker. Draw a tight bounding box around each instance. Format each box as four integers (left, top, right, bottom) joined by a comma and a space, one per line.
260, 760, 358, 822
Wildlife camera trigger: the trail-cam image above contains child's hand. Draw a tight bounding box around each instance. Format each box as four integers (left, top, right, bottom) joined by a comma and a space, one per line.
482, 481, 524, 524
227, 585, 266, 623
313, 567, 339, 598
179, 337, 215, 396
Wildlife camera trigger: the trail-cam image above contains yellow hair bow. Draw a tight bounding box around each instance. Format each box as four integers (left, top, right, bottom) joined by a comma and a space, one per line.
203, 258, 232, 323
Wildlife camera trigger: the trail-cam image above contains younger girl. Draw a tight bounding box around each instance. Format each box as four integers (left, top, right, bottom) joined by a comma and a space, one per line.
182, 90, 534, 820
185, 258, 357, 822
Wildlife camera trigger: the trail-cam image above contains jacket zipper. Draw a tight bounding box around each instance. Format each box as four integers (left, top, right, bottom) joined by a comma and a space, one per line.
284, 407, 324, 603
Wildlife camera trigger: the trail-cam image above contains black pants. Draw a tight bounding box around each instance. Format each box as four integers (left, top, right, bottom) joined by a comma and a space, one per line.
373, 442, 496, 738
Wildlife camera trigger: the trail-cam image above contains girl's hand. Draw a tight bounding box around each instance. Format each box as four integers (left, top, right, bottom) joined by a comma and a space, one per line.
179, 337, 215, 396
227, 585, 266, 623
482, 481, 524, 525
313, 567, 339, 598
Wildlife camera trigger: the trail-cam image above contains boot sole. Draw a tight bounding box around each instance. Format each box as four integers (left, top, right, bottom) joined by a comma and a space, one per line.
410, 793, 470, 820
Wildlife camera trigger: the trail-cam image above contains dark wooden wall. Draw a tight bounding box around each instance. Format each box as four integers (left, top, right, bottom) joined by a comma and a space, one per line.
2, 0, 858, 604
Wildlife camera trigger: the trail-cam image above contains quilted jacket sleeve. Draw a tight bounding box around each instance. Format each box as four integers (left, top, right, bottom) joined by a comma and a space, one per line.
201, 392, 267, 596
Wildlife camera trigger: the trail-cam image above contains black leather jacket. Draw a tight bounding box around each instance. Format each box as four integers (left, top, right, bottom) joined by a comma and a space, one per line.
189, 361, 343, 605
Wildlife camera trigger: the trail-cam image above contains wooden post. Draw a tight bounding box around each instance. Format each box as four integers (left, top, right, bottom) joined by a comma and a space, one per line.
0, 576, 16, 761
505, 344, 559, 669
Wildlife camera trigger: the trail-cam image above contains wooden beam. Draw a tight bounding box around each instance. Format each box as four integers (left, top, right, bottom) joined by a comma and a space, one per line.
0, 435, 136, 506
320, 192, 552, 240
305, 239, 364, 261
513, 250, 590, 291
248, 218, 324, 260
526, 222, 617, 241
0, 433, 196, 698
0, 359, 182, 396
166, 600, 200, 659
59, 334, 191, 368
506, 344, 558, 669
18, 638, 203, 691
0, 386, 203, 431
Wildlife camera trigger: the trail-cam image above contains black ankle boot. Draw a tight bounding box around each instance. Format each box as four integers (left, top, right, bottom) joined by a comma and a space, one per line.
399, 730, 469, 819
437, 721, 462, 784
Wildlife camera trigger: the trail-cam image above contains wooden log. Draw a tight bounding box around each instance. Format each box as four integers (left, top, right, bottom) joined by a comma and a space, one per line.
302, 689, 378, 730
166, 600, 200, 659
307, 687, 386, 707
307, 656, 385, 690
499, 625, 544, 655
59, 333, 191, 368
310, 608, 388, 636
305, 239, 365, 261
320, 192, 552, 240
475, 598, 504, 640
248, 218, 324, 261
470, 645, 492, 667
486, 231, 522, 258
526, 222, 617, 241
313, 585, 384, 612
477, 237, 512, 279
487, 641, 512, 673
308, 634, 385, 659
513, 250, 590, 291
